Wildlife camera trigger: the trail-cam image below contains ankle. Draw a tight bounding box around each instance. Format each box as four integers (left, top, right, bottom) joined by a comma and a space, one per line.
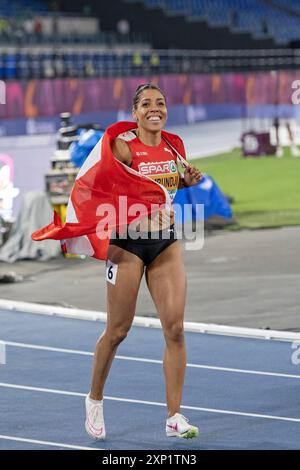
89, 392, 103, 402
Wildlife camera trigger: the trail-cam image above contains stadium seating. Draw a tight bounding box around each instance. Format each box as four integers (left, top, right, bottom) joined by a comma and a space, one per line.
1, 0, 300, 80
0, 0, 48, 16
0, 0, 149, 47
0, 49, 163, 80
141, 0, 300, 45
274, 0, 300, 15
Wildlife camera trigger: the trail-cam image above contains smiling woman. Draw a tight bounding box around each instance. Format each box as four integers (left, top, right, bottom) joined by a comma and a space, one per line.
84, 83, 203, 442
113, 84, 168, 162
133, 83, 168, 136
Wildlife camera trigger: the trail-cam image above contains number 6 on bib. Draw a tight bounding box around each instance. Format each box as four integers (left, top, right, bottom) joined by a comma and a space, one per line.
106, 260, 118, 285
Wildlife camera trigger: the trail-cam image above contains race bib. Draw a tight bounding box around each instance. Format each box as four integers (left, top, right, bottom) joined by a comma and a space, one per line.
106, 260, 118, 285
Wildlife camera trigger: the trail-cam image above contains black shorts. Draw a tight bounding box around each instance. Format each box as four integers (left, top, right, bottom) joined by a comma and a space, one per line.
109, 225, 177, 266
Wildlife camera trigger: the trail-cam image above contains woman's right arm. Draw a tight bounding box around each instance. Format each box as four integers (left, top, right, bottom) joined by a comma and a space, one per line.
112, 138, 133, 167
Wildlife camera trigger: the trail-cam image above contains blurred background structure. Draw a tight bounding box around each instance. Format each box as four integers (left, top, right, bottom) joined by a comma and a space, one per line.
1, 0, 300, 135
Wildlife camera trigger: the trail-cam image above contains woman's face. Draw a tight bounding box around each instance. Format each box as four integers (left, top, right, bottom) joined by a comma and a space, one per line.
133, 89, 167, 132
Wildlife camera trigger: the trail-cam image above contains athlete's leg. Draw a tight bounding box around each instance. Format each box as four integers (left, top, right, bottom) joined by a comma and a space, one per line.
145, 241, 187, 417
286, 121, 300, 156
90, 246, 144, 400
286, 122, 294, 143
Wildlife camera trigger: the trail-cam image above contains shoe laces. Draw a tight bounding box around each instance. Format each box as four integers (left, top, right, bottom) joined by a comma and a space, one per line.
170, 413, 189, 424
88, 404, 102, 425
179, 414, 189, 423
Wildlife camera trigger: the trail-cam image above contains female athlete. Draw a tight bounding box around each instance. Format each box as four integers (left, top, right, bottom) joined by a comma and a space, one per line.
85, 83, 203, 440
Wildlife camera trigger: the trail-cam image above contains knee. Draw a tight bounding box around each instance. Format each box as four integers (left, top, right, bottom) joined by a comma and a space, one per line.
103, 327, 129, 347
164, 321, 184, 343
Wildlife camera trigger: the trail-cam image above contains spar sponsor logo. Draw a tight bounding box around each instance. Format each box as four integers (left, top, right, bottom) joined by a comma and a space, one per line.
138, 160, 179, 200
138, 160, 177, 176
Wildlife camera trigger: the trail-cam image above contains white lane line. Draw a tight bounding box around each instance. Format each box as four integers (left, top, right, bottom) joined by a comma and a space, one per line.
1, 298, 300, 341
0, 341, 5, 365
3, 340, 300, 380
117, 356, 300, 380
0, 382, 300, 424
4, 341, 93, 356
0, 434, 100, 450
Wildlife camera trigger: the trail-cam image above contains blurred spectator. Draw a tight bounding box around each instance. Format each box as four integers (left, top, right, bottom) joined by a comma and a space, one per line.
262, 19, 268, 34
132, 51, 142, 67
230, 9, 238, 28
54, 51, 65, 77
42, 52, 55, 78
182, 58, 191, 73
50, 0, 60, 12
149, 52, 160, 69
83, 5, 92, 16
10, 17, 24, 46
84, 59, 95, 77
34, 16, 43, 38
117, 18, 130, 35
23, 17, 34, 39
52, 15, 58, 35
0, 18, 11, 38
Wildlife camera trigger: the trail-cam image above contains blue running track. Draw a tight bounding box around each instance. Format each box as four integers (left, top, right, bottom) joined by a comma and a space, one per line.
0, 310, 299, 450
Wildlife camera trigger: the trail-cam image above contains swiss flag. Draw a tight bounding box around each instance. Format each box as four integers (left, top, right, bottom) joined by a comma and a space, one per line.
32, 121, 186, 260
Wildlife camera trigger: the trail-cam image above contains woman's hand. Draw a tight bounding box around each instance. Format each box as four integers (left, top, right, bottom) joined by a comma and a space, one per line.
183, 166, 203, 187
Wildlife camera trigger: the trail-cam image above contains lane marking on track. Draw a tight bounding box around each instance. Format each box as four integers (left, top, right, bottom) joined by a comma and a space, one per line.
0, 434, 101, 450
1, 382, 300, 423
3, 340, 300, 380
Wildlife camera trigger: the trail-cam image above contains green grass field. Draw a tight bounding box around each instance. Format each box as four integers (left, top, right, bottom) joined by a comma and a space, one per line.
192, 147, 300, 229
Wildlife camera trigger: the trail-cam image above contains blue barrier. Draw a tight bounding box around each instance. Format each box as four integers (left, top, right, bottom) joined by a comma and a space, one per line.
174, 174, 233, 223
